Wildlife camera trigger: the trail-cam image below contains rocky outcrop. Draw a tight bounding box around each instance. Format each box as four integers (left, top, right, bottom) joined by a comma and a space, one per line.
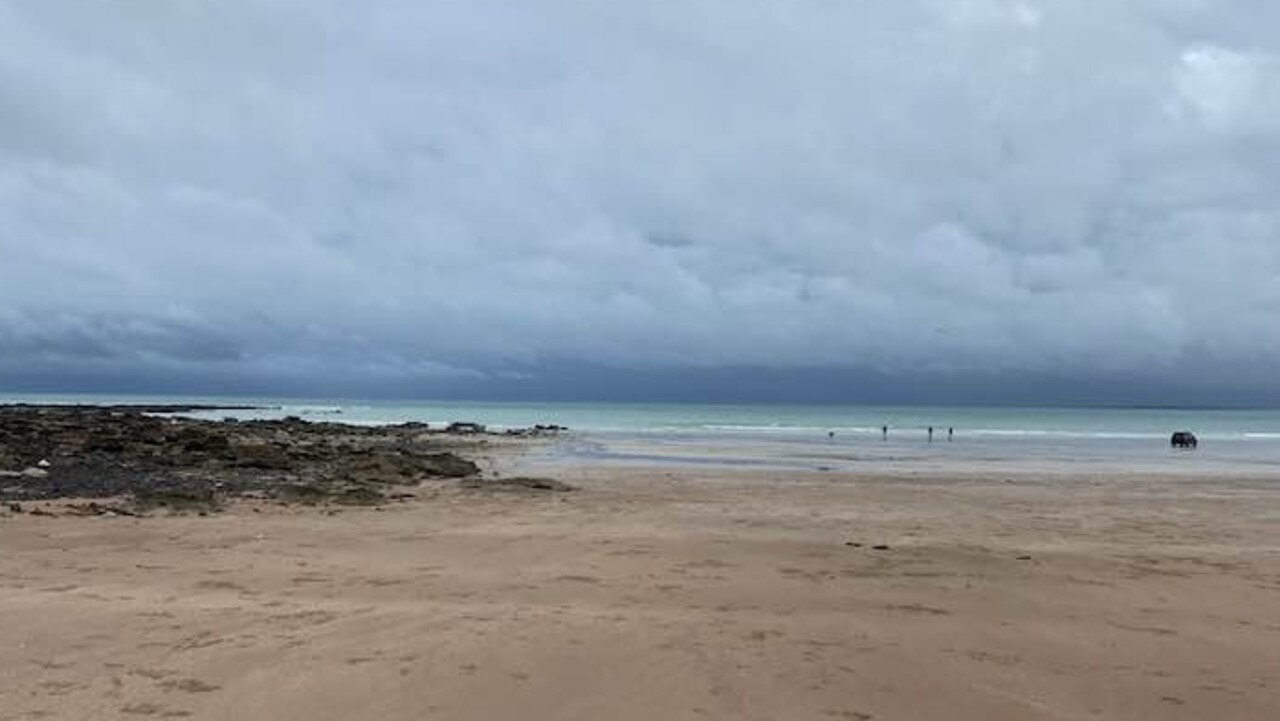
0, 405, 495, 511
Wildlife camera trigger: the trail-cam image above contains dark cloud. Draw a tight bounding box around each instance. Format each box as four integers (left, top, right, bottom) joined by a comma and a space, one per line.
1, 1, 1278, 403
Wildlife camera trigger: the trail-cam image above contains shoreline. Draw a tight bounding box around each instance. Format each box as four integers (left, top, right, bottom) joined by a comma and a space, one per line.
529, 432, 1280, 480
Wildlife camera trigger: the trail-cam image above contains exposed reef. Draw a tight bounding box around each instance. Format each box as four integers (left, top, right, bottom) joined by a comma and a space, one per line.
0, 405, 570, 514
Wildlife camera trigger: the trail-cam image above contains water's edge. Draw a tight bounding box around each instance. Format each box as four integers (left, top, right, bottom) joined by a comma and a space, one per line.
5, 393, 1280, 476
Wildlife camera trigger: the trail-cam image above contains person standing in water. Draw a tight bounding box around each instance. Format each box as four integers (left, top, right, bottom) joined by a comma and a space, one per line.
948, 427, 953, 441
928, 426, 934, 442
881, 425, 888, 440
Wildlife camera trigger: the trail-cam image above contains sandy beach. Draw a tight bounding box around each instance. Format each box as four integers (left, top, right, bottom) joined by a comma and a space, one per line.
2, 435, 1278, 721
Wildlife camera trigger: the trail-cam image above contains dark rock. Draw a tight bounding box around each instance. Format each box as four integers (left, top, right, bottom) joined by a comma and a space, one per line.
342, 452, 477, 483
273, 481, 387, 507
173, 428, 231, 455
505, 424, 569, 437
231, 443, 294, 470
445, 422, 485, 434
275, 483, 334, 505
460, 476, 575, 492
341, 458, 402, 484
334, 487, 386, 506
418, 453, 479, 478
86, 436, 127, 453
871, 544, 891, 551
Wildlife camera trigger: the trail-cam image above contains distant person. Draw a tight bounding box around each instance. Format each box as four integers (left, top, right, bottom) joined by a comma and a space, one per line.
828, 430, 835, 439
948, 427, 953, 442
881, 425, 888, 440
928, 426, 934, 442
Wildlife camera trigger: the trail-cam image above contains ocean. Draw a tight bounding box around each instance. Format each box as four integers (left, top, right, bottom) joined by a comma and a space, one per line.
5, 393, 1280, 475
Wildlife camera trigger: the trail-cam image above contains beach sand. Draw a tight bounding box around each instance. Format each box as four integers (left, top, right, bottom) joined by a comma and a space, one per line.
1, 458, 1277, 720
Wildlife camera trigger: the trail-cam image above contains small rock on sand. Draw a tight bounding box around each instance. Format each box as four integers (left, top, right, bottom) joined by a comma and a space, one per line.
460, 476, 576, 492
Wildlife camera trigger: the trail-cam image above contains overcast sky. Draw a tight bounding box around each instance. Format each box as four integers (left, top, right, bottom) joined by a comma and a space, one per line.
2, 1, 1278, 403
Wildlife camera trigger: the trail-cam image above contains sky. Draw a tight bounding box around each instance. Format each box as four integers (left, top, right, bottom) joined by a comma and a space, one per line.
1, 0, 1279, 404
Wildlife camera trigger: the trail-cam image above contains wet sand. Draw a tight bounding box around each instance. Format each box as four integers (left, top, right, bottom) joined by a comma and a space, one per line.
1, 455, 1278, 720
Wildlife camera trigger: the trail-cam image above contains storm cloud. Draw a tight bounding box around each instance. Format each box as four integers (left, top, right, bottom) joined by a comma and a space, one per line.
2, 1, 1278, 402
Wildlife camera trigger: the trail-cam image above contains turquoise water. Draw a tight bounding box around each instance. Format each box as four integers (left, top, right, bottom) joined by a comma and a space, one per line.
5, 393, 1280, 473
4, 393, 1278, 439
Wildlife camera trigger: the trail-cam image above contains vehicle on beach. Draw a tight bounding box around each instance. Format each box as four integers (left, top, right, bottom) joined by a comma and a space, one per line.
1171, 431, 1198, 449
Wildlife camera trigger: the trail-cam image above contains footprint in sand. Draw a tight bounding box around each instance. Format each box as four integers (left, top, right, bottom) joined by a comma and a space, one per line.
119, 702, 192, 717
883, 603, 950, 616
682, 559, 737, 569
172, 632, 226, 651
36, 680, 84, 696
128, 667, 178, 680
194, 580, 254, 594
159, 678, 220, 694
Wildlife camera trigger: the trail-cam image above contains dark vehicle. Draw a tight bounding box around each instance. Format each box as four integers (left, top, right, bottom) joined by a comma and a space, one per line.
1170, 431, 1198, 449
